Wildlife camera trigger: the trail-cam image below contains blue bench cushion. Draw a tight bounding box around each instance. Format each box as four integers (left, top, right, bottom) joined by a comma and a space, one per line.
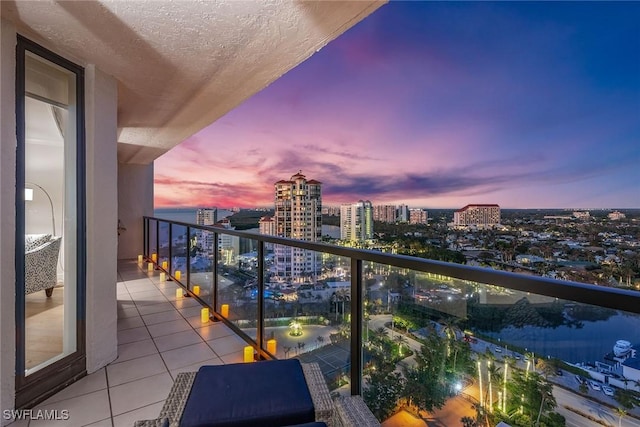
180, 359, 315, 427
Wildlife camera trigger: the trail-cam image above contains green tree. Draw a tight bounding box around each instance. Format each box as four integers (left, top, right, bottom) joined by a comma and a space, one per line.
363, 369, 404, 421
506, 371, 557, 422
578, 381, 589, 395
614, 388, 637, 412
402, 331, 449, 412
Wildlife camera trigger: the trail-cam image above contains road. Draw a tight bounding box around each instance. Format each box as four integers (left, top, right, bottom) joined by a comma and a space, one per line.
554, 386, 640, 427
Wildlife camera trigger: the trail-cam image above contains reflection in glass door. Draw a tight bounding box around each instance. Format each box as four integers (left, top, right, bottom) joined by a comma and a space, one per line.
16, 36, 85, 408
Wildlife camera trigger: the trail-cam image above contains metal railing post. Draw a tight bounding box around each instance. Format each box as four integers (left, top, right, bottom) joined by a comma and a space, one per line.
167, 222, 172, 274
186, 225, 191, 287
257, 240, 265, 355
350, 257, 363, 395
155, 220, 159, 264
143, 217, 148, 257
213, 231, 219, 312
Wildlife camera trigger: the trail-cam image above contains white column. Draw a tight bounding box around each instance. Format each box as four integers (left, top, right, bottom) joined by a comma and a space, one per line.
85, 64, 118, 372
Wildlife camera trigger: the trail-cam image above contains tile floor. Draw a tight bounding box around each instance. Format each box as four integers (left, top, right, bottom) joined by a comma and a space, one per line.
19, 260, 249, 427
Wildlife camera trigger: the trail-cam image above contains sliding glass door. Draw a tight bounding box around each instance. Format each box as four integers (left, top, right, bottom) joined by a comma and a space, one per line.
15, 36, 86, 408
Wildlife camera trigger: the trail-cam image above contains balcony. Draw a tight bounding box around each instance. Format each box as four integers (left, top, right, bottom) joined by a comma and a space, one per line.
24, 216, 640, 426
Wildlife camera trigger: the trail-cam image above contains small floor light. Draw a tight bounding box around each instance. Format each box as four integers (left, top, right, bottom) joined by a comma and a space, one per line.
201, 307, 210, 323
243, 346, 254, 363
267, 339, 277, 355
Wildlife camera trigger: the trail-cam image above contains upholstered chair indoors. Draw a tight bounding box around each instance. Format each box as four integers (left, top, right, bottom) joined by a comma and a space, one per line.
25, 234, 62, 297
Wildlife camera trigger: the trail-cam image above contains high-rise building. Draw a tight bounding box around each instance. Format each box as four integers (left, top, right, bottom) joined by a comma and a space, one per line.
274, 172, 322, 280
258, 215, 276, 251
396, 204, 410, 223
212, 219, 240, 265
409, 208, 428, 224
453, 204, 501, 227
373, 205, 397, 223
195, 208, 218, 251
259, 216, 275, 235
196, 208, 217, 226
340, 200, 374, 243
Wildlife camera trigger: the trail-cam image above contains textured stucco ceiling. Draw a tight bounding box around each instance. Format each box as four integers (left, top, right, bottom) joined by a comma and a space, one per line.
2, 0, 386, 164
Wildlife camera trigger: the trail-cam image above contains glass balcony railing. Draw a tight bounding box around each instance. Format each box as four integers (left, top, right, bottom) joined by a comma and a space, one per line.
143, 216, 640, 426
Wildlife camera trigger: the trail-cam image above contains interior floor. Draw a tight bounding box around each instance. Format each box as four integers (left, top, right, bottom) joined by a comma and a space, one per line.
25, 287, 64, 370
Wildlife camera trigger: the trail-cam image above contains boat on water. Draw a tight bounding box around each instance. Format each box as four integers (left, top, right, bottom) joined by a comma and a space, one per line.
613, 340, 633, 357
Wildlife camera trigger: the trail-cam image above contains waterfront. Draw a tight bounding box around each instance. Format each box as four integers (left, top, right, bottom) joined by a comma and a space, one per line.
487, 311, 640, 364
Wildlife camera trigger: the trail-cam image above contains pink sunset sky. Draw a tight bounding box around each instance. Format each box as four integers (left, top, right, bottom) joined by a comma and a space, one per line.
155, 2, 640, 210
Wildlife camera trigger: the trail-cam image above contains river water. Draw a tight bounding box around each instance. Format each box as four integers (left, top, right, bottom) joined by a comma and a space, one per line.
486, 312, 640, 364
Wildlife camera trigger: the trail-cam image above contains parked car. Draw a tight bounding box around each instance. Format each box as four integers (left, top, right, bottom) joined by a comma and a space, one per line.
602, 386, 614, 396
494, 347, 502, 353
462, 334, 478, 344
575, 375, 585, 385
589, 380, 601, 391
555, 369, 563, 376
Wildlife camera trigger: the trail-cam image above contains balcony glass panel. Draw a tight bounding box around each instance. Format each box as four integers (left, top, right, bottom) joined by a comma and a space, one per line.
170, 223, 187, 282
147, 218, 157, 259
217, 235, 257, 340
292, 253, 351, 391
190, 227, 214, 305
157, 220, 170, 267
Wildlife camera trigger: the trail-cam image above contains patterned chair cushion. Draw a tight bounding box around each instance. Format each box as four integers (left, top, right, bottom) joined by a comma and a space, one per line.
25, 236, 61, 295
25, 234, 52, 252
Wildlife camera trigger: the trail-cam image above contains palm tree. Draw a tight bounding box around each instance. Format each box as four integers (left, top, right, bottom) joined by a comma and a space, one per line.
441, 318, 462, 359
616, 407, 627, 427
535, 357, 556, 379
283, 346, 292, 359
394, 334, 407, 357
486, 362, 502, 413
296, 341, 306, 355
501, 356, 516, 413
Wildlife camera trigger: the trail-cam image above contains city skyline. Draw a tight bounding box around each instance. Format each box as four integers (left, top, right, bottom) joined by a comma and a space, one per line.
155, 2, 640, 210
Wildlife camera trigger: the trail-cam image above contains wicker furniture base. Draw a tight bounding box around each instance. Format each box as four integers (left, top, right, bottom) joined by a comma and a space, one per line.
334, 396, 380, 427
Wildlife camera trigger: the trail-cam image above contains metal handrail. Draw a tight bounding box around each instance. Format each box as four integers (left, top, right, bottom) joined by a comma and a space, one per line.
144, 216, 640, 314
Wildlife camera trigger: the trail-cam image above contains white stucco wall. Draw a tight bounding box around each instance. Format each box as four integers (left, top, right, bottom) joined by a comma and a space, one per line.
118, 163, 154, 260
85, 64, 118, 372
0, 18, 17, 424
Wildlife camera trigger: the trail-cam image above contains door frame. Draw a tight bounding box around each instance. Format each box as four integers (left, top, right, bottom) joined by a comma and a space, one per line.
14, 35, 87, 409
